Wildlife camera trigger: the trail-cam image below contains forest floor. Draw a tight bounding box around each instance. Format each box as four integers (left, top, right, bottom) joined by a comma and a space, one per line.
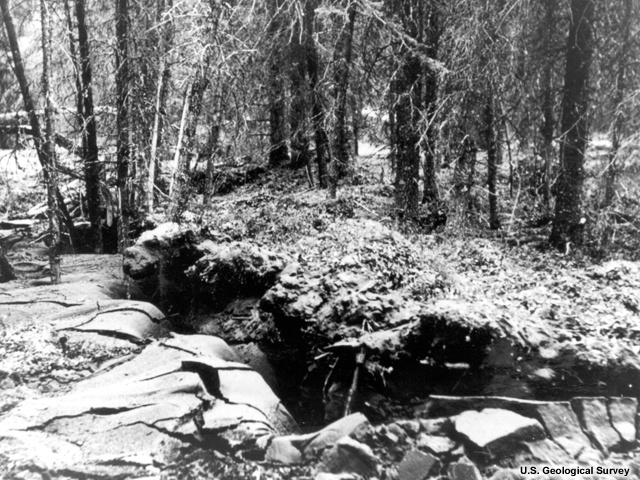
178, 140, 640, 371
1, 141, 640, 479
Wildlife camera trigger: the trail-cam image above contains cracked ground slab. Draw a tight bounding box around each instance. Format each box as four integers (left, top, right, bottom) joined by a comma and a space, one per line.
0, 333, 298, 478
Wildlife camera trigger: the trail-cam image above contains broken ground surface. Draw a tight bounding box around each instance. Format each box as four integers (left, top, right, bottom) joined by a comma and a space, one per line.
0, 253, 297, 479
125, 221, 640, 423
1, 144, 640, 479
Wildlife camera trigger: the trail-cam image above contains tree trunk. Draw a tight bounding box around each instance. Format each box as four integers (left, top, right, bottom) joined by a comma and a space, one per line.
64, 0, 84, 136
289, 15, 311, 171
203, 124, 220, 203
603, 0, 631, 209
484, 86, 500, 230
267, 0, 289, 167
421, 0, 440, 206
76, 0, 103, 253
454, 135, 477, 214
115, 0, 130, 253
146, 0, 173, 213
351, 94, 359, 156
40, 0, 61, 283
1, 0, 44, 158
549, 0, 594, 250
147, 62, 165, 212
393, 0, 422, 220
387, 97, 396, 177
306, 0, 330, 188
170, 85, 190, 197
169, 67, 209, 222
330, 1, 357, 183
539, 0, 556, 211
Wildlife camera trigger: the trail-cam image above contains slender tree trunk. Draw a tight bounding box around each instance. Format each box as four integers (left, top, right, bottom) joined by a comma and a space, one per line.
1, 0, 45, 165
64, 0, 84, 136
421, 0, 440, 205
146, 0, 173, 213
147, 64, 164, 212
539, 0, 556, 211
351, 94, 359, 156
169, 66, 209, 222
115, 0, 130, 252
603, 0, 631, 208
393, 0, 422, 219
550, 0, 594, 249
484, 86, 500, 229
306, 0, 330, 188
267, 0, 289, 167
76, 0, 103, 253
330, 0, 357, 184
454, 135, 477, 213
170, 85, 190, 196
289, 16, 311, 171
387, 96, 396, 177
40, 0, 61, 283
203, 124, 220, 203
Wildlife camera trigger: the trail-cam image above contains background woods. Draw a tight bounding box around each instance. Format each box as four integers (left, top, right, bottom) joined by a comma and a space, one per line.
0, 0, 639, 264
3, 1, 640, 478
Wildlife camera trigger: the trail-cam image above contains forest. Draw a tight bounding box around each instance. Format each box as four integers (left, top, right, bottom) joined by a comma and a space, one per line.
1, 0, 640, 479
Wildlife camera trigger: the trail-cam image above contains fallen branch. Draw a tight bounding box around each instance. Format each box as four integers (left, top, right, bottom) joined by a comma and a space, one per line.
344, 348, 366, 417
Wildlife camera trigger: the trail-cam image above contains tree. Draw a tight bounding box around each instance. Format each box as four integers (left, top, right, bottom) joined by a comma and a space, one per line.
603, 0, 632, 208
391, 0, 422, 219
537, 0, 559, 210
329, 0, 358, 189
40, 0, 62, 282
146, 0, 173, 213
421, 0, 441, 206
63, 0, 84, 140
550, 0, 594, 249
1, 0, 62, 282
478, 0, 505, 231
484, 82, 500, 230
289, 7, 311, 173
306, 0, 331, 188
76, 0, 103, 253
169, 58, 210, 221
267, 0, 289, 167
115, 0, 130, 252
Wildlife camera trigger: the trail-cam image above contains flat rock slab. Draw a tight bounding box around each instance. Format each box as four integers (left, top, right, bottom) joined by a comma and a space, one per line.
416, 433, 457, 455
534, 401, 595, 458
0, 274, 158, 405
423, 395, 563, 419
454, 408, 545, 457
571, 397, 623, 452
0, 282, 113, 310
50, 300, 168, 343
318, 437, 378, 478
265, 413, 370, 464
0, 333, 298, 478
447, 457, 482, 480
397, 450, 439, 480
608, 397, 637, 445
